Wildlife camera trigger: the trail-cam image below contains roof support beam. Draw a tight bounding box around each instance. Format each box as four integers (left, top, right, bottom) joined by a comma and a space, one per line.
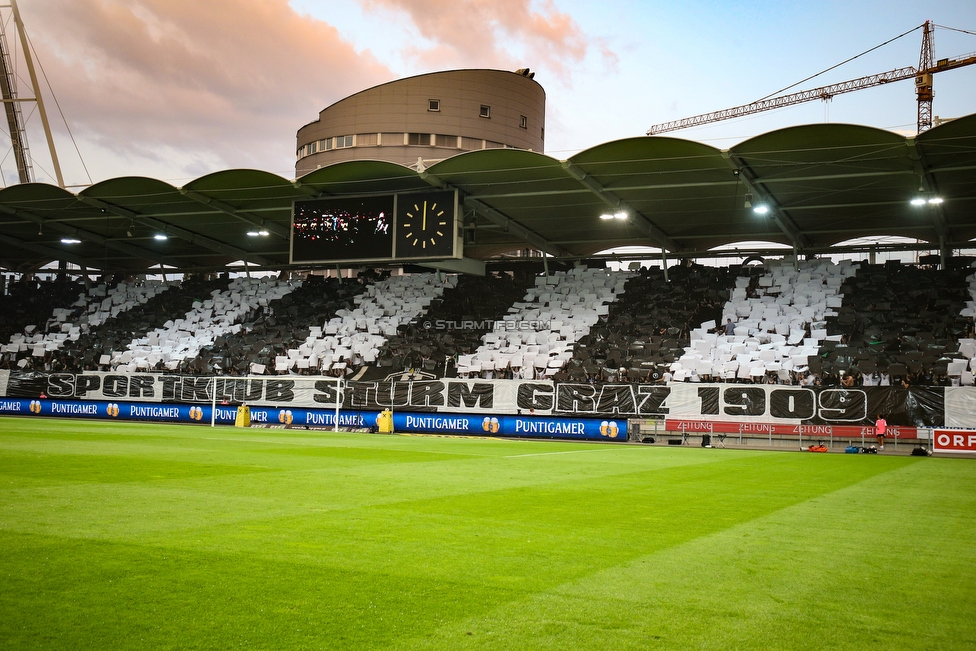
561, 160, 681, 252
0, 204, 183, 268
755, 169, 916, 184
0, 230, 94, 269
291, 179, 326, 198
178, 188, 290, 239
723, 151, 810, 250
906, 136, 950, 261
419, 171, 571, 258
75, 195, 273, 266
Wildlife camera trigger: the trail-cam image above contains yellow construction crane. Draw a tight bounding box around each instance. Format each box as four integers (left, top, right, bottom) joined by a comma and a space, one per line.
648, 21, 976, 136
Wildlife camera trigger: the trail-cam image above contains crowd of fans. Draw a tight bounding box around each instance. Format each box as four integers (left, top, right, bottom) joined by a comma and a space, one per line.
4, 258, 976, 388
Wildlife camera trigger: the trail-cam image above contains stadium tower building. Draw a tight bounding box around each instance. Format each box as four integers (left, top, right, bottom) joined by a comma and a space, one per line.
295, 68, 545, 175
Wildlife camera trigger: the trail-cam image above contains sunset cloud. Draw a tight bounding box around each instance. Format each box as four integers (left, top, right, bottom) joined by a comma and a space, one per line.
13, 0, 614, 185
358, 0, 607, 77
20, 0, 392, 182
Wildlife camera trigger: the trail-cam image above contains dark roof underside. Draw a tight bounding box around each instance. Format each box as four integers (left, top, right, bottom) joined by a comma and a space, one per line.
1, 114, 974, 273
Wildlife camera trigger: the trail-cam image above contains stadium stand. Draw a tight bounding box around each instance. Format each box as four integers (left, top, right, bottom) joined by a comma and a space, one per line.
117, 276, 299, 373
3, 281, 173, 362
568, 264, 732, 382
24, 276, 230, 373
365, 270, 537, 378
191, 274, 368, 376
274, 272, 454, 375
818, 261, 972, 386
0, 277, 86, 362
458, 267, 632, 379
5, 257, 976, 386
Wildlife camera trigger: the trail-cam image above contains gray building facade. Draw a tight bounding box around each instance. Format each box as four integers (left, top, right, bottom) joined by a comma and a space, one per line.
296, 69, 545, 176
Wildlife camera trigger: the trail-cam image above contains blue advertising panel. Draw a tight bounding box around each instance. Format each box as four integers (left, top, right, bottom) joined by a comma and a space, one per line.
0, 399, 627, 442
393, 412, 627, 441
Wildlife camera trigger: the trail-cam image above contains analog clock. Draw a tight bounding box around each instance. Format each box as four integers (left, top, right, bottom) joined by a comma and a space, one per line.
394, 190, 457, 259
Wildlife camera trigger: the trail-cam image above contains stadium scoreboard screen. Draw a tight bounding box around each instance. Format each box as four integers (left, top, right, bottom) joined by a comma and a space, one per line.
290, 190, 460, 264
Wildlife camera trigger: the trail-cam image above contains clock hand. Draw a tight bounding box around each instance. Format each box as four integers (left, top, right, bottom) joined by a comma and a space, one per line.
422, 201, 427, 231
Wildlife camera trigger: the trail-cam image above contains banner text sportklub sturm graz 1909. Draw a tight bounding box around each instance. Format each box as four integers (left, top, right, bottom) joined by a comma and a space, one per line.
2, 370, 970, 427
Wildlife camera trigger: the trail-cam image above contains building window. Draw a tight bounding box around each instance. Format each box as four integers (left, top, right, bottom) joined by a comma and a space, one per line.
321, 137, 333, 151
357, 133, 378, 146
460, 137, 483, 151
484, 140, 503, 149
334, 135, 353, 148
407, 133, 431, 146
519, 115, 527, 129
480, 105, 491, 118
381, 133, 405, 146
434, 134, 456, 148
428, 99, 440, 112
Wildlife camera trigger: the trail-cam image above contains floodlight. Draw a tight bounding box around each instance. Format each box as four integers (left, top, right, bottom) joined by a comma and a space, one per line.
753, 204, 769, 215
599, 213, 614, 220
927, 197, 944, 205
60, 238, 81, 244
154, 234, 168, 240
910, 197, 927, 206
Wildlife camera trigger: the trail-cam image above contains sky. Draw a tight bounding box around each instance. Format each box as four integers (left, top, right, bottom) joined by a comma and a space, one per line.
8, 0, 976, 188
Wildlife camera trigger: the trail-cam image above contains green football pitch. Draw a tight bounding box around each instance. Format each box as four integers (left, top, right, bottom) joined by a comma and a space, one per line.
1, 417, 974, 650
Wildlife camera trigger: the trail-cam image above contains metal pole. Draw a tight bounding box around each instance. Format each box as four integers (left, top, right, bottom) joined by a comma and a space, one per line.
333, 377, 342, 432
10, 0, 64, 188
210, 378, 217, 427
662, 250, 669, 281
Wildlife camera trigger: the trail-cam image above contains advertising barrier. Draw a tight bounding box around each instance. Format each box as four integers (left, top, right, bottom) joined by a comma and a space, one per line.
933, 429, 976, 453
664, 419, 918, 440
0, 398, 626, 442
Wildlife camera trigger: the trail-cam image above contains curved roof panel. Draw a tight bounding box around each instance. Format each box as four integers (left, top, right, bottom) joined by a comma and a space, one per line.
0, 114, 973, 272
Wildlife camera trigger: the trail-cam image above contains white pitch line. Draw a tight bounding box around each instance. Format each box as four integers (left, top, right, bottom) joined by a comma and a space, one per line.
505, 448, 614, 458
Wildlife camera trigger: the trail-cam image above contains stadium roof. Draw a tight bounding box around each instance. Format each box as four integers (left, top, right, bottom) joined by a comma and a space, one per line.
1, 112, 975, 274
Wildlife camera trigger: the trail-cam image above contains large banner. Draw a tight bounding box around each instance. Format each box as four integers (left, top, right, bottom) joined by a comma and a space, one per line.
0, 370, 954, 426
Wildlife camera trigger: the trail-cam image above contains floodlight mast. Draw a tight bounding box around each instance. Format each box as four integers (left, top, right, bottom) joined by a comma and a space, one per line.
647, 22, 976, 136
1, 0, 65, 188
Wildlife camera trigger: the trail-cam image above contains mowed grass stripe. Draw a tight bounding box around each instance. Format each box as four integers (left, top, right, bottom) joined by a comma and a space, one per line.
401, 458, 976, 651
1, 418, 972, 650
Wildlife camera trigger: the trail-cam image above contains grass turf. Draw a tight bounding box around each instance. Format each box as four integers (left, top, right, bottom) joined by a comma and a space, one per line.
1, 417, 974, 650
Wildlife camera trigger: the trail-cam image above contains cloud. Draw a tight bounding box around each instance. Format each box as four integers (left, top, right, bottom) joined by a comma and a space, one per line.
358, 0, 609, 79
19, 0, 393, 182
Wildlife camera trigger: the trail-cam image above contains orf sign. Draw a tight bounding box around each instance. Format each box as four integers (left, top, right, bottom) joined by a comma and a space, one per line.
933, 429, 976, 453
